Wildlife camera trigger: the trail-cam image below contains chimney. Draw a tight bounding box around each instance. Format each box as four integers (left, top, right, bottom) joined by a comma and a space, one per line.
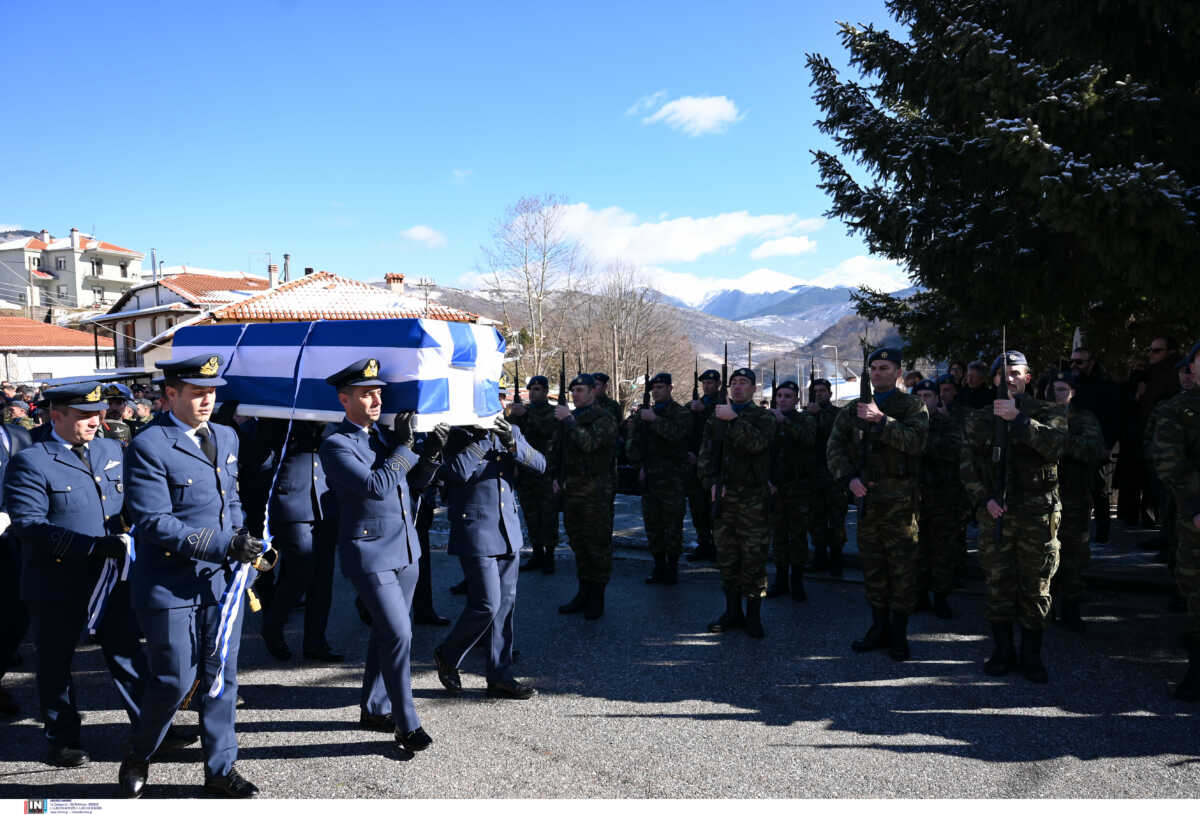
282, 253, 290, 283
304, 267, 314, 276
268, 263, 279, 288
40, 229, 50, 244
69, 227, 80, 249
385, 273, 405, 294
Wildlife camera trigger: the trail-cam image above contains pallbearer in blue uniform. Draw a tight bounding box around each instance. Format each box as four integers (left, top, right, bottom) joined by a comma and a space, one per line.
433, 415, 544, 699
318, 358, 445, 759
119, 354, 264, 799
5, 383, 156, 767
0, 419, 33, 716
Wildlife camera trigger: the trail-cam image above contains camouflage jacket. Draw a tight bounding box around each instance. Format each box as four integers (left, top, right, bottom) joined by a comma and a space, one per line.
1059, 404, 1106, 499
625, 398, 690, 477
921, 409, 964, 493
960, 393, 1066, 509
1145, 388, 1194, 459
1151, 388, 1200, 519
510, 399, 558, 456
810, 401, 841, 484
688, 393, 719, 455
698, 401, 775, 492
770, 409, 817, 487
596, 395, 623, 426
827, 389, 928, 488
548, 402, 619, 485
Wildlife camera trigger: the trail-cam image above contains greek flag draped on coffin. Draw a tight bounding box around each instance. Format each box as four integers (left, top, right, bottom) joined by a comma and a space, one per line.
170, 319, 505, 428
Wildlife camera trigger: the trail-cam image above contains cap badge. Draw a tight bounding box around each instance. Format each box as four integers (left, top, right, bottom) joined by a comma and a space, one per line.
85, 385, 102, 402
199, 356, 220, 376
363, 359, 380, 379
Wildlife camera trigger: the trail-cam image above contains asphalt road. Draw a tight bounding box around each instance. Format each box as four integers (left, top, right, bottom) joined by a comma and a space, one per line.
2, 536, 1198, 799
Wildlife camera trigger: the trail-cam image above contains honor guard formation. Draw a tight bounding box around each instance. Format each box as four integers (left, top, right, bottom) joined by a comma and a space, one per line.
0, 336, 1198, 797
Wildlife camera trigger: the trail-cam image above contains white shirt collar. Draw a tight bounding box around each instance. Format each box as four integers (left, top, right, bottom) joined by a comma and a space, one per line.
168, 411, 207, 448
50, 429, 79, 450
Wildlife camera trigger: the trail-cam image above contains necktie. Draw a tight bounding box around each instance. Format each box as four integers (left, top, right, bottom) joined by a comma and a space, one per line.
71, 442, 91, 471
195, 425, 217, 465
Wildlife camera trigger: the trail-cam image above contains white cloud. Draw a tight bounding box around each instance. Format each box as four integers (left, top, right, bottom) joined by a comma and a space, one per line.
626, 90, 668, 116
557, 203, 823, 266
0, 224, 22, 232
400, 225, 447, 249
641, 95, 743, 136
750, 236, 817, 259
806, 255, 911, 291
451, 168, 473, 182
639, 267, 811, 307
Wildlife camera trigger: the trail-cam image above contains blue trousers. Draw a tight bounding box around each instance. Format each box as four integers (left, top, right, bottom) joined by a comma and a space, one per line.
353, 564, 419, 732
262, 520, 335, 650
131, 603, 244, 779
31, 578, 145, 748
440, 554, 518, 685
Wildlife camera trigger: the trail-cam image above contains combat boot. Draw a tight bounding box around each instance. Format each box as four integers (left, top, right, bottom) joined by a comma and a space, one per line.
1019, 627, 1048, 683
888, 611, 910, 661
1174, 637, 1200, 702
558, 581, 587, 614
645, 554, 667, 585
688, 541, 716, 562
790, 566, 807, 602
851, 607, 890, 652
745, 597, 765, 639
984, 622, 1017, 676
828, 547, 844, 578
766, 565, 789, 598
1060, 600, 1085, 633
933, 593, 953, 619
707, 590, 746, 633
520, 549, 545, 572
583, 582, 605, 620
662, 555, 679, 586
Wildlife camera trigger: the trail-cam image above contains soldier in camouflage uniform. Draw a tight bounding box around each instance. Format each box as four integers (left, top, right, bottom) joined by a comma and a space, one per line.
508, 375, 561, 574
806, 379, 848, 576
3, 400, 35, 431
686, 370, 721, 561
827, 348, 928, 661
1047, 371, 1107, 632
766, 380, 816, 602
551, 373, 619, 620
592, 373, 623, 527
937, 374, 973, 585
1146, 358, 1196, 583
698, 368, 776, 639
626, 372, 691, 585
961, 351, 1067, 683
912, 379, 964, 620
1152, 340, 1200, 701
98, 383, 134, 447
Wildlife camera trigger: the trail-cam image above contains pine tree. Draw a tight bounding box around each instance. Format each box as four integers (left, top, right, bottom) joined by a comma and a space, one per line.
807, 0, 1200, 369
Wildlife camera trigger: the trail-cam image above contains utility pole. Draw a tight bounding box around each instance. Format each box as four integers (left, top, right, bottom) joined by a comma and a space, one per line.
611, 322, 619, 406
417, 277, 435, 317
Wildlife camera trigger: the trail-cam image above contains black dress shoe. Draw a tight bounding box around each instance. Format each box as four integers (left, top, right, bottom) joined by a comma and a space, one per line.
118, 755, 148, 798
302, 644, 345, 662
155, 727, 199, 755
397, 727, 433, 752
48, 745, 89, 768
449, 579, 468, 595
413, 612, 452, 626
433, 646, 462, 693
204, 766, 259, 798
486, 679, 536, 700
359, 710, 395, 732
261, 631, 292, 661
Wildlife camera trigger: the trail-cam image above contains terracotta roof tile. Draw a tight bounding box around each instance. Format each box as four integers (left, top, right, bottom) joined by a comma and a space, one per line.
0, 317, 114, 348
158, 273, 272, 306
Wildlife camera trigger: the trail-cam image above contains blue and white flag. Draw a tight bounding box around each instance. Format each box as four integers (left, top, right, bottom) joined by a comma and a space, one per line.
171, 319, 505, 429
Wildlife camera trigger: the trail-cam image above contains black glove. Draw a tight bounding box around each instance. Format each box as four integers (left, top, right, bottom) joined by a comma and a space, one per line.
392, 411, 416, 447
94, 534, 128, 560
229, 531, 264, 564
492, 415, 515, 448
424, 423, 450, 458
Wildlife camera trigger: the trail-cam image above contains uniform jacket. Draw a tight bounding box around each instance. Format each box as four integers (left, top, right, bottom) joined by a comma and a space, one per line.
827, 388, 928, 488
548, 403, 618, 487
242, 419, 335, 526
698, 401, 775, 493
440, 425, 545, 557
921, 409, 965, 493
0, 423, 33, 506
5, 436, 127, 603
770, 409, 817, 487
509, 400, 557, 486
960, 393, 1066, 510
126, 414, 246, 609
810, 401, 840, 485
1059, 404, 1106, 500
319, 418, 439, 578
1152, 388, 1200, 519
626, 398, 691, 478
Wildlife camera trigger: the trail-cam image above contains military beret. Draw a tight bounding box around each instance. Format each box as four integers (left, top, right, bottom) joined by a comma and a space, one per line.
649, 372, 672, 386
729, 367, 756, 384
156, 353, 228, 387
913, 378, 938, 393
698, 369, 720, 383
7, 400, 29, 412
990, 350, 1028, 375
776, 380, 800, 393
935, 373, 958, 389
43, 381, 108, 412
591, 372, 610, 384
1050, 370, 1079, 389
868, 347, 902, 367
527, 375, 548, 389
812, 378, 832, 390
569, 373, 597, 389
102, 382, 133, 400
325, 357, 386, 389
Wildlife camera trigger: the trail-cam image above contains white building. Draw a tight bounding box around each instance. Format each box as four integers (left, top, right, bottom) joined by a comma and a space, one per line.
0, 316, 115, 383
0, 228, 144, 311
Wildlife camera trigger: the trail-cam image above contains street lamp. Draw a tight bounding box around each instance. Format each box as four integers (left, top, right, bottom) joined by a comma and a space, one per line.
822, 344, 838, 398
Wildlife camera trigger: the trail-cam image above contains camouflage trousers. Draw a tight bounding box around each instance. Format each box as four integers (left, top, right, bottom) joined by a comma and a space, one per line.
1053, 493, 1093, 602
858, 480, 919, 614
1175, 512, 1200, 639
641, 473, 686, 558
518, 477, 560, 555
809, 480, 848, 554
772, 482, 809, 568
713, 485, 770, 598
563, 477, 615, 585
977, 496, 1061, 630
685, 469, 714, 549
918, 490, 960, 597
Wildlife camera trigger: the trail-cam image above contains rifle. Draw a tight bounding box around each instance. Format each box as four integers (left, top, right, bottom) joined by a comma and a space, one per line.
711, 342, 729, 520
639, 356, 652, 487
808, 354, 816, 404
514, 357, 523, 404
770, 361, 778, 409
576, 353, 583, 376
855, 334, 872, 524
993, 327, 1010, 546
556, 350, 569, 503
692, 356, 700, 402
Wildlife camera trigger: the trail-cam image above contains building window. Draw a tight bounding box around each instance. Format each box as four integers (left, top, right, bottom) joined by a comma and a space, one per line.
92, 259, 103, 276
93, 287, 104, 302
56, 257, 65, 270
166, 318, 175, 329
120, 262, 129, 278
57, 285, 68, 298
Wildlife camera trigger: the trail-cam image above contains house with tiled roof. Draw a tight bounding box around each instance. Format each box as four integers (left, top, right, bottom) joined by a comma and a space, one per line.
0, 316, 115, 383
0, 228, 144, 311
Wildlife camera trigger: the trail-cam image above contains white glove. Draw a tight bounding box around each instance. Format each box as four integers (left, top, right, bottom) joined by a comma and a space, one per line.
0, 512, 10, 537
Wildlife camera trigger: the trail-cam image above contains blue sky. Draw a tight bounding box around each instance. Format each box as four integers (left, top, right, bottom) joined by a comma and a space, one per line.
1, 0, 907, 304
